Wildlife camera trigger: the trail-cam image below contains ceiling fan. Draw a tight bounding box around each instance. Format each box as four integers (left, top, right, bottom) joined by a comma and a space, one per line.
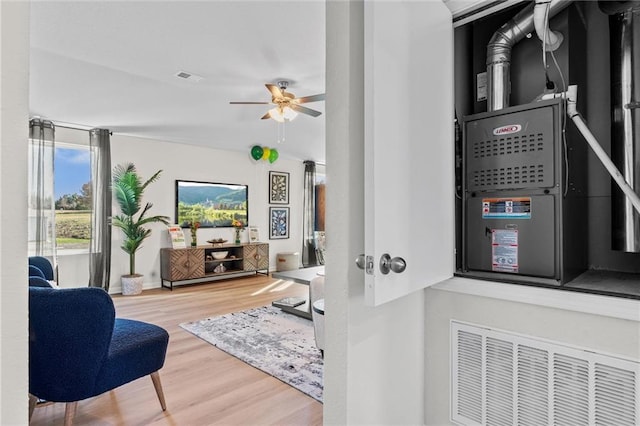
230, 80, 325, 122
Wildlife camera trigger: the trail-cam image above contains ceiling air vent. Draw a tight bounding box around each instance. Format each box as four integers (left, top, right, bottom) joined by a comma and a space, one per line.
174, 71, 203, 82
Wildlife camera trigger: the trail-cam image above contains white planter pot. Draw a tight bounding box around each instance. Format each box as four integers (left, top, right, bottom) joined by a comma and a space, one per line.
121, 274, 144, 295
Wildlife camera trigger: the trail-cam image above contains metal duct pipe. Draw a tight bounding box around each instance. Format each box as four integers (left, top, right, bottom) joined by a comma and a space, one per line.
601, 1, 640, 252
486, 0, 572, 112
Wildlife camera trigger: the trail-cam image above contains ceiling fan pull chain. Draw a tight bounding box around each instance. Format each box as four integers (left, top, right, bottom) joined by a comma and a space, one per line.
276, 121, 286, 144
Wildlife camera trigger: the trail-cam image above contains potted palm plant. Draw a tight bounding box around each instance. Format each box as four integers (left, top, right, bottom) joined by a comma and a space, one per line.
112, 163, 170, 295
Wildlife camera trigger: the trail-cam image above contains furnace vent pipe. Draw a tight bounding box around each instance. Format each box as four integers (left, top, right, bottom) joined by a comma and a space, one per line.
486, 0, 572, 112
601, 1, 640, 252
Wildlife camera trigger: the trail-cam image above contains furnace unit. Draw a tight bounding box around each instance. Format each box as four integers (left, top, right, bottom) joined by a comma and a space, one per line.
461, 98, 587, 285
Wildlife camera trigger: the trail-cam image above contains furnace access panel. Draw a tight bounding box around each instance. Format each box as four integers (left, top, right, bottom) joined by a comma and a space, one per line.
461, 99, 586, 285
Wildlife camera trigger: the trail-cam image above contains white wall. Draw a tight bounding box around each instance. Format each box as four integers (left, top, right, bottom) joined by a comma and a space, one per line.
110, 134, 304, 292
0, 1, 30, 423
55, 129, 305, 292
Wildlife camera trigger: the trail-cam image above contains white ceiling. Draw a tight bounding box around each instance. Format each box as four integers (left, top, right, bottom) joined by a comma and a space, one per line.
29, 1, 327, 163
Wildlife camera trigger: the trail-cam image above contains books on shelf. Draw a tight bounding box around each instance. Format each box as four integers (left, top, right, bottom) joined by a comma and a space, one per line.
167, 225, 186, 248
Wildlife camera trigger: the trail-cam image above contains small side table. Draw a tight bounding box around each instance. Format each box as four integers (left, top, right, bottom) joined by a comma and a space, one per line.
312, 299, 324, 315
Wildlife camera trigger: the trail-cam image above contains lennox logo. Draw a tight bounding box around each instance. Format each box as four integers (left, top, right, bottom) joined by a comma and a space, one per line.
493, 124, 522, 135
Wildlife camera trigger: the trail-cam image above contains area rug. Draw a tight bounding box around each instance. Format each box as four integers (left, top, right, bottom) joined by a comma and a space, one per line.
180, 305, 323, 402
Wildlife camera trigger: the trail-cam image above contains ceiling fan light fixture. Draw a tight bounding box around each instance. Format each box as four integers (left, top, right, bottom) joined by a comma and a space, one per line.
282, 106, 298, 121
231, 80, 324, 121
268, 107, 285, 123
268, 106, 298, 123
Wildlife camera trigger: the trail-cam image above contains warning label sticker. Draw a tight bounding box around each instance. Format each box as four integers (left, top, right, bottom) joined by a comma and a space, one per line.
492, 229, 519, 273
482, 197, 531, 219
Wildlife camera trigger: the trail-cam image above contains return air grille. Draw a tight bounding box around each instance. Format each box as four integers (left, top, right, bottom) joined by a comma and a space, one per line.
517, 345, 549, 425
457, 331, 483, 423
553, 354, 589, 425
485, 337, 514, 426
595, 363, 638, 425
452, 321, 640, 426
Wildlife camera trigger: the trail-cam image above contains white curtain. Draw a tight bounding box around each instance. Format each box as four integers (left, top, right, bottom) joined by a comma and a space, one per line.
28, 119, 57, 265
89, 128, 112, 290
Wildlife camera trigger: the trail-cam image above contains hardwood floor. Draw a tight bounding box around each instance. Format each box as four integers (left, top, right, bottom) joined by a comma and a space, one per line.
29, 274, 323, 426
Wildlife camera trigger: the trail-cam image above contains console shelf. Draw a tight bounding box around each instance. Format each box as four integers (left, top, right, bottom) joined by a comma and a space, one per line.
205, 257, 244, 263
160, 243, 269, 290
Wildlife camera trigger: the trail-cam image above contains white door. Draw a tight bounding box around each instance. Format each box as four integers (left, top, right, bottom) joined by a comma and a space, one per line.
363, 0, 454, 306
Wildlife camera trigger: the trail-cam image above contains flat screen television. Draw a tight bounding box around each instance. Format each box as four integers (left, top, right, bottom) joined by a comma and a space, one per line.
175, 180, 248, 228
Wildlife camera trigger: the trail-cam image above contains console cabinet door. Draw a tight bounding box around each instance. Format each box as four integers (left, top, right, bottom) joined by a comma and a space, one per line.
256, 243, 269, 270
243, 244, 269, 271
165, 248, 204, 280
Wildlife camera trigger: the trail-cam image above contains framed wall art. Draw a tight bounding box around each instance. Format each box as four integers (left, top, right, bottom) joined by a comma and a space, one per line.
269, 207, 290, 239
269, 171, 289, 204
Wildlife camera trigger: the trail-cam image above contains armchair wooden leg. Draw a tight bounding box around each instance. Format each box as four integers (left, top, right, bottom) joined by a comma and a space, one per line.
64, 401, 78, 426
28, 394, 38, 420
150, 371, 167, 411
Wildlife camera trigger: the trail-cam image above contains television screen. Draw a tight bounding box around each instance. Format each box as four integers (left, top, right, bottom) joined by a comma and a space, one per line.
175, 180, 248, 228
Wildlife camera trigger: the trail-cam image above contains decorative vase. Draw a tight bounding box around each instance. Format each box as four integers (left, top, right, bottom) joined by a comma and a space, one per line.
121, 274, 144, 296
234, 228, 241, 244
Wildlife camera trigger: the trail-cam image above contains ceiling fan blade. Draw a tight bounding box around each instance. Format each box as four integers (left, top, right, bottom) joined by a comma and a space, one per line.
266, 83, 283, 99
290, 104, 322, 117
229, 101, 270, 104
294, 93, 325, 104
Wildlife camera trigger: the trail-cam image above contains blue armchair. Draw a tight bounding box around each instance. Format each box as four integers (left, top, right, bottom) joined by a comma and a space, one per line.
29, 263, 54, 288
28, 256, 55, 281
29, 287, 169, 425
29, 275, 53, 288
29, 265, 46, 279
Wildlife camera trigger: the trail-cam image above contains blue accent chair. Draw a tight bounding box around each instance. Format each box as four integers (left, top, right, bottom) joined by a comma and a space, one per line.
28, 256, 55, 281
29, 265, 53, 288
29, 265, 46, 279
29, 275, 53, 288
29, 287, 169, 425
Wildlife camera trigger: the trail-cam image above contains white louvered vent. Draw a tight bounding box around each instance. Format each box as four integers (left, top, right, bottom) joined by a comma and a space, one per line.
452, 321, 640, 426
174, 70, 203, 82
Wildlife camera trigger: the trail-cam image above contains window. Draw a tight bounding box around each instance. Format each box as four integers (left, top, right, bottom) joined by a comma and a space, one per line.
54, 142, 92, 254
29, 123, 111, 289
